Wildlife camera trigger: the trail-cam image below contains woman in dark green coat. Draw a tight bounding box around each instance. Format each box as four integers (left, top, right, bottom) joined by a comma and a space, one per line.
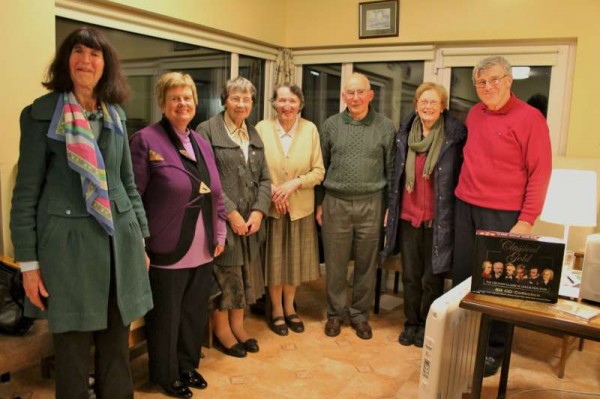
10, 27, 152, 399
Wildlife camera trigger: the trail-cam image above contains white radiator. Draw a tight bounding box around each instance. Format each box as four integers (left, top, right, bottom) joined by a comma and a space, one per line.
418, 277, 481, 399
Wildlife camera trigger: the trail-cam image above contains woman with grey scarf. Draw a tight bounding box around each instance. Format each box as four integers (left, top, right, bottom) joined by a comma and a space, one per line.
381, 82, 466, 348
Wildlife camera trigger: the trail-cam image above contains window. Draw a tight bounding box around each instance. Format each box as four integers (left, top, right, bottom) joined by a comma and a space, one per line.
300, 61, 424, 129
354, 61, 424, 127
449, 66, 551, 123
293, 44, 573, 155
433, 45, 574, 155
180, 60, 230, 130
301, 64, 342, 129
239, 55, 265, 126
56, 17, 268, 134
450, 66, 552, 122
125, 76, 154, 134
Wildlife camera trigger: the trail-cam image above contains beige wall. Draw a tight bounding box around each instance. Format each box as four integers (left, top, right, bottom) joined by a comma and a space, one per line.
2, 0, 599, 255
108, 0, 288, 47
1, 1, 55, 255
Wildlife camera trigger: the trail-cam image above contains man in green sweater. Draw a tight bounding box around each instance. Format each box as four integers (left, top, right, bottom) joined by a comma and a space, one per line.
316, 73, 395, 339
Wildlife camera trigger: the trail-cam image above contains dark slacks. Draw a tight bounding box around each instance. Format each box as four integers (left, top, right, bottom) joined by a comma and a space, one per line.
53, 274, 132, 399
145, 263, 212, 388
399, 220, 444, 328
453, 198, 519, 358
322, 191, 383, 323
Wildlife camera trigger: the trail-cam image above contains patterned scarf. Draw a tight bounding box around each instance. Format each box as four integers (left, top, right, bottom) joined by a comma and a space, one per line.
48, 92, 123, 236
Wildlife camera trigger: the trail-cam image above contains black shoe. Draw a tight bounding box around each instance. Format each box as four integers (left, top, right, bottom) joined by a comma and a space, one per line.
213, 338, 247, 358
350, 320, 373, 340
180, 370, 207, 390
270, 316, 289, 336
285, 313, 305, 333
414, 326, 425, 348
325, 316, 342, 337
484, 356, 501, 377
242, 338, 260, 353
163, 380, 193, 398
399, 325, 417, 346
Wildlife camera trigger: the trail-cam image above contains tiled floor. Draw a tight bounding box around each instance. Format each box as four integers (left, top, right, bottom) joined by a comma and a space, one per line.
1, 276, 599, 399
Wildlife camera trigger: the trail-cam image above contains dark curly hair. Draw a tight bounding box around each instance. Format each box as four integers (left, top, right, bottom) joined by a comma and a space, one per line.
43, 26, 130, 104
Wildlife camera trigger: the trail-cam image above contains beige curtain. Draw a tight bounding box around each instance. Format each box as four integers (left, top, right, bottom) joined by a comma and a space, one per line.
274, 48, 294, 86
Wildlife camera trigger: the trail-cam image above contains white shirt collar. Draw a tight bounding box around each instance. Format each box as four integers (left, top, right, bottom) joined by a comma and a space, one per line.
276, 116, 299, 139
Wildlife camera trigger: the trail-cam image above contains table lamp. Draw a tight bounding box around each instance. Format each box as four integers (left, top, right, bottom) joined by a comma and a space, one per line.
540, 169, 598, 249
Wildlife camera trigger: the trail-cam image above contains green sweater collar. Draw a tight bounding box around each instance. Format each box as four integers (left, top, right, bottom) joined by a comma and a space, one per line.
342, 106, 375, 125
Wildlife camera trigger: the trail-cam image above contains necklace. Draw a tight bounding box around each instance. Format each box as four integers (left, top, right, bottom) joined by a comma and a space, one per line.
84, 104, 103, 121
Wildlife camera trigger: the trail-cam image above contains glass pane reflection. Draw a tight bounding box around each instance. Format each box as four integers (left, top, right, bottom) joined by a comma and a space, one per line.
302, 64, 342, 129
354, 61, 424, 128
181, 64, 230, 130
239, 55, 265, 126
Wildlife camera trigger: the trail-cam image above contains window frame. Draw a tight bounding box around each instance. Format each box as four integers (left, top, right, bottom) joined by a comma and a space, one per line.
295, 46, 435, 113
56, 0, 276, 121
429, 44, 576, 156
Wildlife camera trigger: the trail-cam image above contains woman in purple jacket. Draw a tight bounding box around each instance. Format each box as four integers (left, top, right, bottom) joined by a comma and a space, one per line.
130, 72, 227, 399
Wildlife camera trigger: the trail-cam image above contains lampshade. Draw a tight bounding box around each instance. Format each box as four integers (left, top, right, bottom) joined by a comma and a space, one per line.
540, 169, 598, 227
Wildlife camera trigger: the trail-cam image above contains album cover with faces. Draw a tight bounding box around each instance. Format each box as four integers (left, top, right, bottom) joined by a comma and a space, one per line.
471, 230, 565, 303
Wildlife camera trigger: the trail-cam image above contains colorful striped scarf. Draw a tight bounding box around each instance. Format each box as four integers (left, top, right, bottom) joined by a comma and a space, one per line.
48, 92, 123, 236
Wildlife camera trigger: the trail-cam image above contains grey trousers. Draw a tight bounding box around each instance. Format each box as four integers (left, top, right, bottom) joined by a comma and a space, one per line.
322, 191, 383, 323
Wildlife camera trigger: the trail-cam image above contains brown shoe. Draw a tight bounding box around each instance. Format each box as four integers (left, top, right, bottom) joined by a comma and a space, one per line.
351, 320, 373, 340
325, 316, 342, 337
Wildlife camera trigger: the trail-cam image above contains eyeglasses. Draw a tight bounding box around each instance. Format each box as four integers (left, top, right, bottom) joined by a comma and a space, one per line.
474, 75, 508, 89
229, 96, 253, 105
344, 89, 369, 97
418, 99, 440, 107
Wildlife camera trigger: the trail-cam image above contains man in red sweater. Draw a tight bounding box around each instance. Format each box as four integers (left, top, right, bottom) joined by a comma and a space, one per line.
453, 56, 552, 376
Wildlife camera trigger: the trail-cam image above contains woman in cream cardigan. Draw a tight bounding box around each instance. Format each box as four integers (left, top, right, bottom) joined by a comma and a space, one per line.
256, 84, 324, 336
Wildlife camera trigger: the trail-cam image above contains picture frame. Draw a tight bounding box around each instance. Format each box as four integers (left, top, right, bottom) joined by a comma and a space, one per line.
359, 0, 399, 39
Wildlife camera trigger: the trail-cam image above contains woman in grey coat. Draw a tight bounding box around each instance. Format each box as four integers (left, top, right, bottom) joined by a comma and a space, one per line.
197, 77, 270, 358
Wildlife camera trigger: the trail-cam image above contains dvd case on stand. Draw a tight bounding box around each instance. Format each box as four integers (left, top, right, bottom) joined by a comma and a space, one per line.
471, 230, 565, 303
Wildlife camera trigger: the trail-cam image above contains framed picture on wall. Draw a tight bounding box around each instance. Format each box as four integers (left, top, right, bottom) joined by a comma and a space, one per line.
359, 0, 399, 39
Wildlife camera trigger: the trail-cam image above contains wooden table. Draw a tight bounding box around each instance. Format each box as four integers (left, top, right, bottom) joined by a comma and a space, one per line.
460, 292, 600, 399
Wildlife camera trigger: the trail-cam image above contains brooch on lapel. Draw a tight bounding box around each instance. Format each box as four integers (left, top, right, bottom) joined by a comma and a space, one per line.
179, 149, 195, 161
148, 150, 164, 162
199, 181, 211, 194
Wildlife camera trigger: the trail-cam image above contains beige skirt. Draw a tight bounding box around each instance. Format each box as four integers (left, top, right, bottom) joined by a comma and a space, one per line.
264, 213, 320, 286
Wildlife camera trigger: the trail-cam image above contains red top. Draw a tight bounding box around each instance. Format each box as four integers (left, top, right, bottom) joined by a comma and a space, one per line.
401, 153, 435, 227
455, 94, 552, 224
